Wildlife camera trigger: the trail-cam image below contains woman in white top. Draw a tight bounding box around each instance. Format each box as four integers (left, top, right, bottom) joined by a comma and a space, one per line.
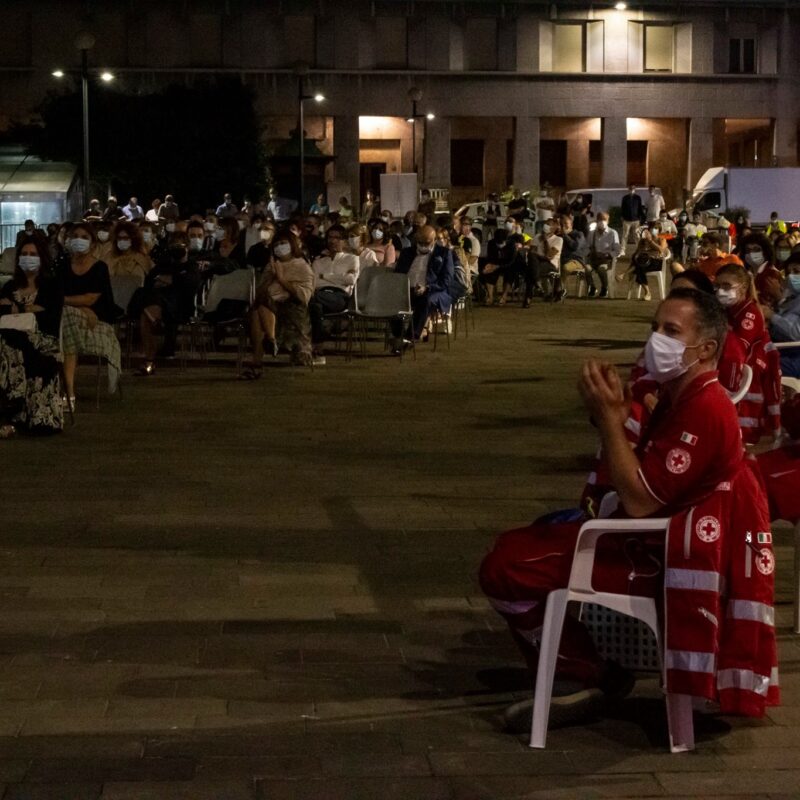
365, 220, 396, 266
347, 224, 379, 268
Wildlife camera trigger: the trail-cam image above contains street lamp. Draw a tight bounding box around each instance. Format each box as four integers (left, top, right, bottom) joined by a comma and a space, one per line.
53, 34, 116, 211
295, 64, 325, 213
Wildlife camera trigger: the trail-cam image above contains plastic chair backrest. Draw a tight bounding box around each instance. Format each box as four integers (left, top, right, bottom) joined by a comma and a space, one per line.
728, 364, 753, 405
203, 268, 254, 314
110, 274, 143, 314
362, 272, 411, 317
355, 266, 383, 313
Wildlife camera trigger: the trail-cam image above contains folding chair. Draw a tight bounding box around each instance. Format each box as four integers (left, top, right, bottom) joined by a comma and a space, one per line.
352, 272, 415, 361
181, 269, 254, 373
627, 256, 668, 301
109, 274, 143, 368
452, 292, 475, 340
530, 513, 696, 754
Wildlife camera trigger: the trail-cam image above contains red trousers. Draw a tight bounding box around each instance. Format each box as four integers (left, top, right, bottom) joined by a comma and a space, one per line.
479, 521, 664, 684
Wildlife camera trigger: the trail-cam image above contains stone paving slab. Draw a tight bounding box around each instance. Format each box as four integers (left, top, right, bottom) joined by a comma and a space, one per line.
0, 301, 797, 798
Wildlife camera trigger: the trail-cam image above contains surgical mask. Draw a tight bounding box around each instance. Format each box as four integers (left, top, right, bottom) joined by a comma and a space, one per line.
777, 249, 791, 262
25, 229, 33, 236
542, 225, 551, 235
644, 331, 700, 384
18, 255, 40, 272
417, 244, 432, 255
381, 215, 391, 222
166, 223, 176, 233
68, 238, 91, 254
273, 243, 292, 258
204, 222, 216, 232
97, 231, 110, 242
213, 228, 225, 241
117, 239, 131, 251
260, 229, 274, 242
142, 231, 153, 244
596, 222, 606, 232
504, 222, 514, 231
789, 274, 800, 294
371, 229, 384, 241
715, 288, 738, 307
348, 237, 361, 250
745, 251, 765, 268
237, 220, 247, 231
189, 238, 204, 252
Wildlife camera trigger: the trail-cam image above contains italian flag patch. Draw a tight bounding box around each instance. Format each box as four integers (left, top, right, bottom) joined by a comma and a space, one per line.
680, 432, 698, 446
757, 532, 773, 544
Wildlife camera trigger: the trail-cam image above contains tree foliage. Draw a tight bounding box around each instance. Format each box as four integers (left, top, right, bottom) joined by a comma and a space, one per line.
19, 78, 268, 215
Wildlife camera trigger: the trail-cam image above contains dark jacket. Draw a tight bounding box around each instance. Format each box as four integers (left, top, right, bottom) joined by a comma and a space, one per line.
0, 274, 63, 337
561, 230, 589, 266
621, 193, 644, 223
394, 243, 454, 310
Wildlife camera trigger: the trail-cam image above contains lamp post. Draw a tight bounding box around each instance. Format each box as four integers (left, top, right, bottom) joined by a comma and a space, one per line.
74, 32, 95, 212
295, 64, 324, 214
407, 87, 435, 186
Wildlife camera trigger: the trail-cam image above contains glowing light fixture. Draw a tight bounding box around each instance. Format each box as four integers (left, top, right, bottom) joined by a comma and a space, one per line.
52, 69, 64, 78
313, 93, 325, 102
100, 71, 115, 82
614, 2, 627, 9
426, 112, 435, 121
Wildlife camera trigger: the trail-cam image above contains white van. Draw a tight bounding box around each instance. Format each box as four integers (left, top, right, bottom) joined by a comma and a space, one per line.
562, 186, 660, 218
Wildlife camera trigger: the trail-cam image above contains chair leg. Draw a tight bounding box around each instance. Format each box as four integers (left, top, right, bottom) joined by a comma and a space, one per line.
529, 589, 569, 749
666, 693, 695, 753
658, 270, 666, 300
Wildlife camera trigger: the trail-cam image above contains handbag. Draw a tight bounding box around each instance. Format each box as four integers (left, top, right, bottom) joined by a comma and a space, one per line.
0, 312, 37, 332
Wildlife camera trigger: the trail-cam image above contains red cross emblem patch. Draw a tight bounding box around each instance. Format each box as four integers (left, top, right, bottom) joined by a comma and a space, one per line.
742, 318, 754, 331
756, 549, 775, 576
666, 448, 691, 474
696, 515, 721, 543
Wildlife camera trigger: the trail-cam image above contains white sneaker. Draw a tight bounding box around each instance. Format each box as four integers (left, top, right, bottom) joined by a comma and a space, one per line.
312, 355, 326, 366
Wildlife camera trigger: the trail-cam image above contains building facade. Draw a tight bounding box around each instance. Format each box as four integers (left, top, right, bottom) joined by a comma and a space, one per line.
0, 0, 797, 210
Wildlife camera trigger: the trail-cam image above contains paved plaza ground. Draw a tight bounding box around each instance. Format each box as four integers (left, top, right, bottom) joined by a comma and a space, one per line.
0, 298, 798, 799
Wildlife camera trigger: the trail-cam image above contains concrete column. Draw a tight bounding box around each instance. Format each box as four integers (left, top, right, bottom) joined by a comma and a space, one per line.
773, 117, 798, 167
423, 116, 451, 190
334, 114, 360, 206
601, 117, 627, 187
513, 116, 540, 191
686, 117, 715, 190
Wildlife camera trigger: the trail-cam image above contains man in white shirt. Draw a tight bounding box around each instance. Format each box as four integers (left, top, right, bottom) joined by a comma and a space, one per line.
534, 188, 555, 234
586, 213, 621, 298
526, 222, 563, 306
309, 224, 360, 357
458, 217, 482, 276
645, 185, 665, 223
145, 199, 161, 223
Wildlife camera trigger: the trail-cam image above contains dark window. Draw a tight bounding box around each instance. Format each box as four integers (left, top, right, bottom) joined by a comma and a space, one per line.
451, 140, 485, 187
627, 141, 648, 186
729, 38, 756, 74
695, 192, 722, 212
539, 140, 567, 187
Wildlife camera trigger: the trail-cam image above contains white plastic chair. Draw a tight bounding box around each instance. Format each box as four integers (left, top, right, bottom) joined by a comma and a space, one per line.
727, 364, 753, 405
530, 514, 696, 754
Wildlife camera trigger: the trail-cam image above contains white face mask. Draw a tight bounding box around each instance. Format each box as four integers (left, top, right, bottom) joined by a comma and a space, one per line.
260, 229, 274, 243
117, 239, 132, 251
348, 237, 361, 250
778, 249, 791, 262
746, 251, 765, 268
542, 225, 551, 236
189, 238, 204, 252
213, 228, 225, 241
237, 220, 247, 231
644, 331, 701, 384
68, 238, 91, 254
596, 222, 606, 232
273, 243, 292, 258
97, 231, 110, 242
504, 222, 514, 231
142, 231, 153, 244
204, 221, 216, 232
166, 223, 176, 233
19, 255, 40, 272
371, 229, 384, 241
417, 244, 432, 255
715, 288, 738, 307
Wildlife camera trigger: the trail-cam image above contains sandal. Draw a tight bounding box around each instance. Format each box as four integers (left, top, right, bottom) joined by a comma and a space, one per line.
0, 424, 16, 439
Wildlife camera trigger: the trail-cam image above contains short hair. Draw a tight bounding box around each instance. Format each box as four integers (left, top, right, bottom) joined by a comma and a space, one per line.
218, 217, 240, 243
669, 269, 715, 295
784, 252, 800, 271
71, 221, 96, 242
702, 231, 722, 248
326, 224, 347, 239
186, 220, 205, 235
665, 288, 728, 355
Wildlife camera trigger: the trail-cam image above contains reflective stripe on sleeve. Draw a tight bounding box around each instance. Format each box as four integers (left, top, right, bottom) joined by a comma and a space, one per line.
743, 393, 764, 403
768, 404, 782, 415
637, 468, 666, 506
738, 417, 760, 427
625, 417, 641, 437
727, 599, 775, 627
666, 649, 715, 674
665, 568, 721, 592
717, 667, 771, 697
487, 597, 539, 615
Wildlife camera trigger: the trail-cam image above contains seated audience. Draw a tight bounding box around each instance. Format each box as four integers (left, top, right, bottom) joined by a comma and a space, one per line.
585, 212, 620, 298
243, 230, 314, 376
739, 233, 783, 308
0, 240, 64, 436
620, 227, 668, 300
106, 221, 153, 281
365, 219, 396, 266
347, 225, 379, 268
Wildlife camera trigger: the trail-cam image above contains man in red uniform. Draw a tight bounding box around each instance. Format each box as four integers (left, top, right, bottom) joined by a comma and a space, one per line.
481, 288, 778, 726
